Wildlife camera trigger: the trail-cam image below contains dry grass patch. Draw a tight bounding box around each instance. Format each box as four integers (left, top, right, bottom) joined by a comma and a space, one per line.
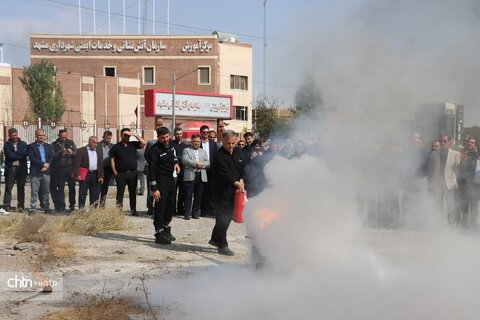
0, 213, 74, 265
38, 296, 144, 320
62, 206, 127, 236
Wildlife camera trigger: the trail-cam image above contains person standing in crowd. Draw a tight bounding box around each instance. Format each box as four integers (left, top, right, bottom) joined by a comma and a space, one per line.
182, 134, 209, 220
148, 127, 180, 244
75, 136, 104, 209
171, 127, 187, 215
145, 118, 165, 216
3, 128, 28, 212
98, 130, 114, 207
427, 134, 460, 224
28, 129, 54, 213
431, 140, 441, 152
50, 129, 77, 213
245, 139, 267, 198
209, 130, 248, 256
110, 128, 146, 216
200, 125, 217, 217
237, 140, 246, 149
136, 146, 146, 196
243, 132, 254, 148
457, 137, 480, 228
216, 120, 226, 148
208, 130, 217, 142
401, 133, 429, 227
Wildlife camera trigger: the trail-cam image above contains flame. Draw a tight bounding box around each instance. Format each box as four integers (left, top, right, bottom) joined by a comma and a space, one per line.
254, 208, 279, 229
33, 270, 53, 292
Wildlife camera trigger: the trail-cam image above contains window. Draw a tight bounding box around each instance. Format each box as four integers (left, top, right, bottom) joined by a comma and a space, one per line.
230, 75, 248, 90
198, 67, 210, 85
104, 66, 116, 77
234, 106, 248, 121
143, 66, 155, 85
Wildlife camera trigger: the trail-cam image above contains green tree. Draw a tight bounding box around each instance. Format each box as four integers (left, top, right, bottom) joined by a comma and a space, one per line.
254, 96, 290, 139
292, 77, 324, 118
19, 60, 66, 122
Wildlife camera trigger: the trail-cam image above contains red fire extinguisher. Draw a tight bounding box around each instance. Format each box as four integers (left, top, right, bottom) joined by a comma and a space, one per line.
233, 189, 247, 223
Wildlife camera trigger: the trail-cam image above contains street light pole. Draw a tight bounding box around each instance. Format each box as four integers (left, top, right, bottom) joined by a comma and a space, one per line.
172, 72, 176, 132
171, 68, 199, 132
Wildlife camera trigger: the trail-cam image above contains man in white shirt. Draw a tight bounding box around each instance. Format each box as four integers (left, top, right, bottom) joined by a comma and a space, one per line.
75, 136, 104, 209
182, 134, 209, 219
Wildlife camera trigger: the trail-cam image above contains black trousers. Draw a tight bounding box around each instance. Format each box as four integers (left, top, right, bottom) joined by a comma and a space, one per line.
50, 168, 76, 210
182, 173, 205, 218
115, 170, 137, 211
78, 171, 100, 209
211, 201, 234, 249
3, 166, 27, 209
153, 179, 176, 231
201, 171, 214, 216
176, 172, 185, 215
100, 166, 113, 207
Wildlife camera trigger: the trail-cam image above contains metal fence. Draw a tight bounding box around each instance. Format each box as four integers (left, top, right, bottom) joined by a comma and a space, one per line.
0, 122, 134, 148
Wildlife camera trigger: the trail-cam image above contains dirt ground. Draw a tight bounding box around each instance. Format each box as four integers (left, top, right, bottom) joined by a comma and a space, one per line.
0, 187, 250, 319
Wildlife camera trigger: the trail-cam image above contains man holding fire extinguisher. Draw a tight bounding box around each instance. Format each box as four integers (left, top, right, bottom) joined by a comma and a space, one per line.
209, 130, 248, 256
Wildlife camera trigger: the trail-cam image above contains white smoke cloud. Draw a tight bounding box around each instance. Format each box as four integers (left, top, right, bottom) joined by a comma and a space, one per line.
146, 1, 480, 319
147, 153, 480, 320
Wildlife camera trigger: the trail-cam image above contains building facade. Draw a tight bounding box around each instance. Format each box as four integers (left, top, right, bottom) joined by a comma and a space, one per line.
29, 33, 252, 140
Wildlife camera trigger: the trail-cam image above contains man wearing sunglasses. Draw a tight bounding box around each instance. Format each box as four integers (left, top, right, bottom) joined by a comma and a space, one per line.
199, 125, 217, 217
110, 128, 146, 216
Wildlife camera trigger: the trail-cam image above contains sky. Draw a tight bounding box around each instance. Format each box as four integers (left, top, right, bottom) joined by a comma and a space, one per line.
1, 0, 480, 126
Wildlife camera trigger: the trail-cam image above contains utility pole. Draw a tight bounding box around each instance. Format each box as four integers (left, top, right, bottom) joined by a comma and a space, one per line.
153, 0, 156, 34
78, 0, 82, 34
167, 0, 170, 34
93, 0, 96, 35
172, 72, 176, 132
263, 0, 267, 99
108, 0, 111, 34
123, 0, 125, 35
142, 0, 148, 35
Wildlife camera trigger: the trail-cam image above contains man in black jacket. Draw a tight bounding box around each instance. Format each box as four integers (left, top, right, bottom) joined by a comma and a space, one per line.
50, 129, 77, 212
171, 127, 187, 215
458, 137, 480, 228
110, 128, 146, 216
209, 130, 248, 256
147, 127, 180, 244
200, 125, 217, 216
3, 128, 28, 211
97, 130, 114, 207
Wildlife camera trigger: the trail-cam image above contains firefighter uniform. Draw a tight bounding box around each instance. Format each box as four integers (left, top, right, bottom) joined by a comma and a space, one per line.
147, 141, 178, 244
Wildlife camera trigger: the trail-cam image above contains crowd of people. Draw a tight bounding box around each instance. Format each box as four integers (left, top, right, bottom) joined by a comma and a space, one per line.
363, 133, 480, 230
3, 122, 477, 254
0, 123, 297, 256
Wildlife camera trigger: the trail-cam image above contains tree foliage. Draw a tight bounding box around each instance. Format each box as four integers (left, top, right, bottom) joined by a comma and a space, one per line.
254, 96, 290, 139
19, 60, 66, 122
292, 77, 324, 118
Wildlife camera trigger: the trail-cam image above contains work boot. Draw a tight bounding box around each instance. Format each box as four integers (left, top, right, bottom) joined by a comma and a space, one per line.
218, 247, 234, 256
154, 230, 171, 245
163, 226, 176, 241
208, 239, 220, 248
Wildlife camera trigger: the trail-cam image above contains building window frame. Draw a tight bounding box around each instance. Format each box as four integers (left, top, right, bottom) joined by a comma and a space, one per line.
104, 66, 116, 77
234, 105, 248, 121
143, 66, 155, 85
230, 75, 248, 90
197, 66, 211, 85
